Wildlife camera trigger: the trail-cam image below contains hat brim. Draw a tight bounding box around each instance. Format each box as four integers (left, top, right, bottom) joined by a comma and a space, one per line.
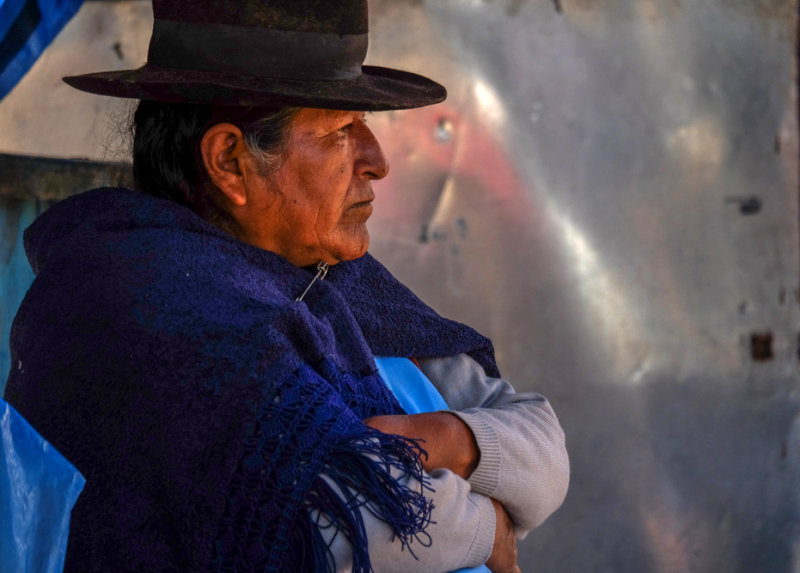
63, 65, 446, 111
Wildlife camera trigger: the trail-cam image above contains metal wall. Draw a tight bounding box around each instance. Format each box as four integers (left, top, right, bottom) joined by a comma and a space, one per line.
1, 1, 798, 571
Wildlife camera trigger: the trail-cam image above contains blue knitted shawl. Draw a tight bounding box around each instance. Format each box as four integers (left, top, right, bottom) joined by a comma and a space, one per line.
4, 188, 498, 572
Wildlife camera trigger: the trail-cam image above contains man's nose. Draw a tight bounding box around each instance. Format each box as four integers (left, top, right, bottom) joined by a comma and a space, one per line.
354, 123, 390, 180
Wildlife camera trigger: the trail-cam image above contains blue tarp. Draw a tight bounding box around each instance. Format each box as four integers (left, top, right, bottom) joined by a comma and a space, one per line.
0, 0, 83, 100
0, 399, 85, 573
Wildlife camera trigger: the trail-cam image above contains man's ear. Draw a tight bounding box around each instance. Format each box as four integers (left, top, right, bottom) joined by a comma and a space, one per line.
200, 123, 250, 206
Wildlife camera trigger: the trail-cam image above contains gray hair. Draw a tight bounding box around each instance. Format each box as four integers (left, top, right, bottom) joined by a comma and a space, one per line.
242, 107, 298, 175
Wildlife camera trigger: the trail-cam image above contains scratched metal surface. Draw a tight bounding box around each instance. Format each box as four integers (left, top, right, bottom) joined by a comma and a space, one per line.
367, 2, 800, 572
1, 1, 799, 571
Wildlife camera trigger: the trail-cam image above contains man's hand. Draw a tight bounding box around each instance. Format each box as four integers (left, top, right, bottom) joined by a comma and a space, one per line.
486, 499, 520, 573
363, 412, 479, 479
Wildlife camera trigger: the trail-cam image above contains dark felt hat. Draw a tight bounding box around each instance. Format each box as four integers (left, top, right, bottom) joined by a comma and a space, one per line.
63, 0, 446, 110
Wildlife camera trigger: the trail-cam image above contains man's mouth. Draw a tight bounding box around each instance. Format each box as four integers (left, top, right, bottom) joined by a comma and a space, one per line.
348, 194, 375, 210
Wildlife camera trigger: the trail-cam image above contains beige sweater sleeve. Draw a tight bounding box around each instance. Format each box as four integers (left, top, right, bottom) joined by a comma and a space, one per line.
316, 353, 569, 571
316, 465, 495, 572
419, 354, 570, 537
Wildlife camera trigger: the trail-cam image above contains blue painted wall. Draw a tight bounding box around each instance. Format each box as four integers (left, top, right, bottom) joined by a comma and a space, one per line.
1, 197, 47, 395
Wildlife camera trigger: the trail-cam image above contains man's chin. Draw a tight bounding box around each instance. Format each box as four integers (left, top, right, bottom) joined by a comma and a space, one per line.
328, 235, 370, 264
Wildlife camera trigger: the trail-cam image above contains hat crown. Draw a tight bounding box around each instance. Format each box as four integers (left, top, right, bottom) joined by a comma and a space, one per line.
152, 0, 368, 34
62, 0, 446, 110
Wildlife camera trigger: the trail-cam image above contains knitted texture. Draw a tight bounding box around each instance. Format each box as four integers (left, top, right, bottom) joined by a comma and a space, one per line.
4, 188, 497, 572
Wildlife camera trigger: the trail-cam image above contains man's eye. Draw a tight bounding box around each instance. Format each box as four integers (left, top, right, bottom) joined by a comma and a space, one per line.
338, 123, 354, 133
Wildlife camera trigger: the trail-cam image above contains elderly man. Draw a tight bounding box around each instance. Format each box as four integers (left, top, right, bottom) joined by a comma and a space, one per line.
4, 0, 569, 571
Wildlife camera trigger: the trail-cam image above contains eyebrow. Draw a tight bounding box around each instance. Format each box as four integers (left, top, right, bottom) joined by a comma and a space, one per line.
332, 111, 366, 127
333, 110, 366, 120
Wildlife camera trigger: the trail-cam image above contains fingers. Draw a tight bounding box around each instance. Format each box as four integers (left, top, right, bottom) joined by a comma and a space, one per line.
486, 499, 519, 573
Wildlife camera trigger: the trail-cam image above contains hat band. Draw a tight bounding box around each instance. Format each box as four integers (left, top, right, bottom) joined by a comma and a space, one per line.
147, 19, 368, 81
